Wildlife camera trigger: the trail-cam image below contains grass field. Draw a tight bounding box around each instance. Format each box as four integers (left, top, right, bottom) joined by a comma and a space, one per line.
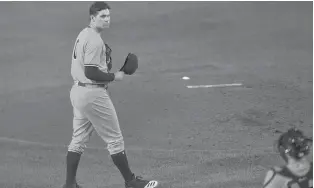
0, 2, 312, 188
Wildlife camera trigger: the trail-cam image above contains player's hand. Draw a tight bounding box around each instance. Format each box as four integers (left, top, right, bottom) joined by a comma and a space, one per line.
114, 71, 125, 81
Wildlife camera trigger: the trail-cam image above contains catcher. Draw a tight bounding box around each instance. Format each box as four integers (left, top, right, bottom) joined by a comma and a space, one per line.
64, 2, 158, 188
263, 128, 313, 188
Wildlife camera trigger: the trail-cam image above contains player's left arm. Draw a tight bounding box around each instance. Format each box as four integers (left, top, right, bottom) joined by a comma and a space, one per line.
84, 39, 115, 82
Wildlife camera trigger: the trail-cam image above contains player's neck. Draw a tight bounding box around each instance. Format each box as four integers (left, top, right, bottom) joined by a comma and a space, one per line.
88, 23, 102, 33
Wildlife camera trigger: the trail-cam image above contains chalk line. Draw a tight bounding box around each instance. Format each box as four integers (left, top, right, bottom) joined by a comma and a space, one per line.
0, 136, 275, 155
187, 83, 243, 89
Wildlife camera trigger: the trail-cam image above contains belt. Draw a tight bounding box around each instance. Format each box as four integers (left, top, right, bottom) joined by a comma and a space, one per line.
77, 81, 108, 89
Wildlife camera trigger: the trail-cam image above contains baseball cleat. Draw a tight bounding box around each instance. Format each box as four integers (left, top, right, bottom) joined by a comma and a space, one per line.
125, 175, 159, 188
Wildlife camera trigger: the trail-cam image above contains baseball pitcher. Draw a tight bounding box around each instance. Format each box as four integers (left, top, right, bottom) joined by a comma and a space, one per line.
63, 2, 158, 188
263, 128, 313, 188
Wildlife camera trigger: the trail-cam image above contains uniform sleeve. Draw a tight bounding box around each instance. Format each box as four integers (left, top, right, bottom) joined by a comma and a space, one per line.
263, 169, 286, 188
84, 39, 102, 68
263, 170, 275, 188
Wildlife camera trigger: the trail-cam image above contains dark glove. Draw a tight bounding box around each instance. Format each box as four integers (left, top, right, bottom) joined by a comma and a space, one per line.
119, 53, 138, 75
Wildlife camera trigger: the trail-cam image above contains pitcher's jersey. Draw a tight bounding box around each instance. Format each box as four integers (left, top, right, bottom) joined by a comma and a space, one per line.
263, 162, 313, 188
71, 27, 112, 84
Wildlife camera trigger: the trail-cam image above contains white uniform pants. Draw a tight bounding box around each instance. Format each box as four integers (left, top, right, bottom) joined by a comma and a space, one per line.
68, 84, 124, 155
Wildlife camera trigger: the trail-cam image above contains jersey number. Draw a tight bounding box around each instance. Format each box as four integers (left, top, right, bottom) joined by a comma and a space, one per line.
73, 39, 79, 59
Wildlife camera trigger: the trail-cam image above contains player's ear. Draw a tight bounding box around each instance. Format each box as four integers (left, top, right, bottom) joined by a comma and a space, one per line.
90, 15, 95, 22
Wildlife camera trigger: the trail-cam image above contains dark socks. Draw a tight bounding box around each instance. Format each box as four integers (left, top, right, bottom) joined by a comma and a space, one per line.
111, 150, 134, 182
66, 151, 81, 186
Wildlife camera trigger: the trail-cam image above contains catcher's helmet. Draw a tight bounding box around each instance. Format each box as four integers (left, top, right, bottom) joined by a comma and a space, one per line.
277, 128, 312, 161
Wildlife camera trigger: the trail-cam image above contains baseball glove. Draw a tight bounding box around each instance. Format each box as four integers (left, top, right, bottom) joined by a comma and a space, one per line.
120, 53, 138, 75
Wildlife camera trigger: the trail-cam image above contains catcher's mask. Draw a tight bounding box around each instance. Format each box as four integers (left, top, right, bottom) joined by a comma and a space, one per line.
277, 128, 312, 161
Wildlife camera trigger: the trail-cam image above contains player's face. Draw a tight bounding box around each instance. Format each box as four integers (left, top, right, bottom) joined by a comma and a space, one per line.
92, 9, 110, 30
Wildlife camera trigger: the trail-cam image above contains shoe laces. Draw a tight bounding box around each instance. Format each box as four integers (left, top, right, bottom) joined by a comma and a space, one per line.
133, 175, 149, 183
135, 176, 145, 181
